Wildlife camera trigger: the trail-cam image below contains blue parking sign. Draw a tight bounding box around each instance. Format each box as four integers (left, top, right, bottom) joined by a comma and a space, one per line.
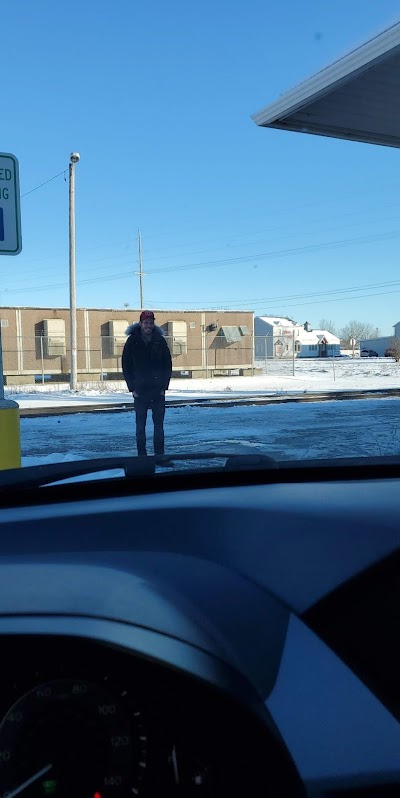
0, 153, 21, 255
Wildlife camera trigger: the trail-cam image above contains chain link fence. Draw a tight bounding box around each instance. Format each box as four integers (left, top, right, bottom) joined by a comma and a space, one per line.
2, 333, 398, 385
0, 333, 256, 383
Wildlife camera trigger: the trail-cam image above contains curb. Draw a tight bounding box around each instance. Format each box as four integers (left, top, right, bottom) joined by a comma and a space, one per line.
18, 388, 400, 418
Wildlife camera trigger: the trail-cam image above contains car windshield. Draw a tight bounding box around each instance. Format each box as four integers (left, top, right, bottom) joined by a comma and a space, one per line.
2, 8, 400, 796
2, 1, 400, 473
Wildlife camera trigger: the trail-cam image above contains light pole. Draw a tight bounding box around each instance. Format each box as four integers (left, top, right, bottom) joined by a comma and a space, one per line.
69, 152, 80, 391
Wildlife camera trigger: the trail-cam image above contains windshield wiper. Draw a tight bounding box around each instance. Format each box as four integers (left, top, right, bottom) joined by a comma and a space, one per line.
0, 452, 277, 490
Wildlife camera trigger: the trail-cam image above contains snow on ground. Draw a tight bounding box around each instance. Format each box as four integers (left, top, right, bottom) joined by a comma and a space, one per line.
20, 397, 400, 469
4, 360, 399, 469
6, 359, 400, 409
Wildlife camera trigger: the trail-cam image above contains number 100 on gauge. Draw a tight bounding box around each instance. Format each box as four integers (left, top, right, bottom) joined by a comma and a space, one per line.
0, 153, 22, 255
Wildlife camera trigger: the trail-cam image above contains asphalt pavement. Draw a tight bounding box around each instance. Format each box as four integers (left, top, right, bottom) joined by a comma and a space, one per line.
20, 396, 400, 464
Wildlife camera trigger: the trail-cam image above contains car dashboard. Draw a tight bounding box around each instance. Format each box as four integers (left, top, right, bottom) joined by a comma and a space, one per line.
0, 464, 399, 797
1, 635, 292, 797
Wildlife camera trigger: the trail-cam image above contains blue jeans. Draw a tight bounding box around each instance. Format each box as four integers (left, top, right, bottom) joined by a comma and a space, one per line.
134, 393, 165, 455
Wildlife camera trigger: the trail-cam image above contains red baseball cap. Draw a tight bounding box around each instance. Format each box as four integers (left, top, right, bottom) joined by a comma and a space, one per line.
140, 310, 155, 321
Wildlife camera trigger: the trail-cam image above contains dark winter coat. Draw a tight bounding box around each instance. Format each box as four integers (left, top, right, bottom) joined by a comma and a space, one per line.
122, 323, 172, 396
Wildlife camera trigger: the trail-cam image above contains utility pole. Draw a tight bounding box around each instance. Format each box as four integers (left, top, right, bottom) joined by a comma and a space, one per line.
69, 152, 80, 391
138, 229, 144, 309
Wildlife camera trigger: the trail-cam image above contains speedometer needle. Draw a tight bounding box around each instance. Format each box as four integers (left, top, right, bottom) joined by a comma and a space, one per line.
6, 763, 53, 798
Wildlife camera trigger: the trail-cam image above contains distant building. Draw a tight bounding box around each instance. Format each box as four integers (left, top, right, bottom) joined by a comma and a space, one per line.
0, 306, 254, 384
254, 316, 340, 359
360, 322, 400, 356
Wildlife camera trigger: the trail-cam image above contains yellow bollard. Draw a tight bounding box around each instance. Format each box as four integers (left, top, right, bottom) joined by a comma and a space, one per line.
0, 399, 21, 470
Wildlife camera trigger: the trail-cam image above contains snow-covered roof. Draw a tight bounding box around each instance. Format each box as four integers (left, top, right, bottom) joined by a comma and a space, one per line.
299, 328, 340, 345
257, 316, 297, 327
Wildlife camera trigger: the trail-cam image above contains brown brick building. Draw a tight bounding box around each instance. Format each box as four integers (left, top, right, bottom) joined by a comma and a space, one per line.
0, 306, 254, 384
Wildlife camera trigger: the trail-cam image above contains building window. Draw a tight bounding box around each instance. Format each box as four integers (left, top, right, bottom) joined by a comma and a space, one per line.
165, 321, 188, 355
108, 319, 129, 356
43, 319, 66, 356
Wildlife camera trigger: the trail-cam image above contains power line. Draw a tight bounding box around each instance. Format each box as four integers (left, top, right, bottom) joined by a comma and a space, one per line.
5, 227, 400, 296
9, 208, 396, 282
8, 208, 399, 285
23, 198, 397, 273
141, 203, 400, 262
16, 170, 400, 280
142, 278, 400, 308
139, 180, 400, 246
144, 229, 400, 275
8, 274, 400, 319
268, 286, 400, 310
21, 169, 67, 198
2, 270, 131, 294
138, 214, 400, 270
145, 286, 400, 314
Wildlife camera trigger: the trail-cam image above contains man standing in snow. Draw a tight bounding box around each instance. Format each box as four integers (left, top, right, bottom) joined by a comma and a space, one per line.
122, 310, 172, 456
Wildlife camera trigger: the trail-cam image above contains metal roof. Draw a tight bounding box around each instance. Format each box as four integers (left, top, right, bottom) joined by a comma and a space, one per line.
252, 22, 400, 147
221, 325, 242, 343
256, 316, 297, 326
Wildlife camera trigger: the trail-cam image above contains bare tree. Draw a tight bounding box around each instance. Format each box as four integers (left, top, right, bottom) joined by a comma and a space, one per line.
384, 337, 400, 362
319, 318, 338, 335
340, 320, 381, 346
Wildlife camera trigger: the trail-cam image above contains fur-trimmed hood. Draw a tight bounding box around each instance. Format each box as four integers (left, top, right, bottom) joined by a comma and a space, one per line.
125, 323, 164, 336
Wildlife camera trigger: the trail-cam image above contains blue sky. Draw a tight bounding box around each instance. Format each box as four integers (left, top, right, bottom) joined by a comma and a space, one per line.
2, 0, 400, 334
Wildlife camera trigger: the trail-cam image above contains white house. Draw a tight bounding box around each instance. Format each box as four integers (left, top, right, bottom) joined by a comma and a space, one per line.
254, 316, 340, 359
299, 324, 341, 358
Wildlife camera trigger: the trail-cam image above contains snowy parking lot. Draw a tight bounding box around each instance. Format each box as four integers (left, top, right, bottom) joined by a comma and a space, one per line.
19, 397, 400, 467
6, 361, 399, 467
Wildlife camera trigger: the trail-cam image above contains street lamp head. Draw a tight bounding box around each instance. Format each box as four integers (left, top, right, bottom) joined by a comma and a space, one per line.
70, 152, 80, 164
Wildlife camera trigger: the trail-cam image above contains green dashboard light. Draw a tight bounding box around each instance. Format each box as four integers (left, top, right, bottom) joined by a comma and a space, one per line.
41, 779, 57, 796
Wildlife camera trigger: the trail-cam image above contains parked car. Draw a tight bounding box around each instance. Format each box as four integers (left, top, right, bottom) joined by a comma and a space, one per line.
360, 349, 379, 357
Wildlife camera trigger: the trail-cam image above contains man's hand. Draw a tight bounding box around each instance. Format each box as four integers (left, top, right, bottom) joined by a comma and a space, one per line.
132, 391, 139, 398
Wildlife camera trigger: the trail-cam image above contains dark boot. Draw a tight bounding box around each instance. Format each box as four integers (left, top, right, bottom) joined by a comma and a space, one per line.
159, 457, 174, 467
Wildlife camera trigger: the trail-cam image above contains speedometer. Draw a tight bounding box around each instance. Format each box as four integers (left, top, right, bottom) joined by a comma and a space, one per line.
0, 678, 146, 798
